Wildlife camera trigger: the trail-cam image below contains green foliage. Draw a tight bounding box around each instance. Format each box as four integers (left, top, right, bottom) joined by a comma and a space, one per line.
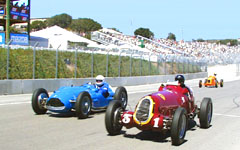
47, 13, 72, 28
9, 26, 21, 33
70, 18, 102, 34
134, 28, 154, 39
30, 20, 47, 31
197, 38, 205, 42
68, 41, 88, 48
167, 33, 176, 41
217, 39, 238, 46
0, 48, 201, 80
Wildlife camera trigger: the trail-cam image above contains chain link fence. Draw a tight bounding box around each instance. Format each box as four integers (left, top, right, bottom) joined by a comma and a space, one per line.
0, 42, 209, 80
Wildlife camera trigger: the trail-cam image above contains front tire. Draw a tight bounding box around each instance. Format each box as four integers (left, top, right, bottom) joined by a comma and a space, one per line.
171, 107, 188, 146
105, 100, 123, 135
199, 97, 213, 128
75, 92, 92, 119
32, 88, 48, 115
114, 86, 128, 109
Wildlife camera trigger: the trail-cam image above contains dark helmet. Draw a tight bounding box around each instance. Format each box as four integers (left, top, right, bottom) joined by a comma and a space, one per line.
175, 75, 185, 84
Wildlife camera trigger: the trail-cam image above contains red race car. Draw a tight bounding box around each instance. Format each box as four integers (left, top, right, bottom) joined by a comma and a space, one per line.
105, 75, 213, 146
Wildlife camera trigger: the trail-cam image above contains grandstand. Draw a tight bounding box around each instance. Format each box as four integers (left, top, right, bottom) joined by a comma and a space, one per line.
91, 28, 240, 65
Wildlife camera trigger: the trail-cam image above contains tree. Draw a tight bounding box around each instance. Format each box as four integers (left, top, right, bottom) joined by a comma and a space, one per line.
30, 20, 47, 31
9, 26, 20, 33
70, 18, 102, 34
167, 33, 176, 41
217, 39, 238, 46
134, 28, 154, 39
197, 38, 205, 42
47, 13, 72, 28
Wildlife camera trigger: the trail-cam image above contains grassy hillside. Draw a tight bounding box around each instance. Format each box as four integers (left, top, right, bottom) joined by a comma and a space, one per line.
0, 48, 201, 79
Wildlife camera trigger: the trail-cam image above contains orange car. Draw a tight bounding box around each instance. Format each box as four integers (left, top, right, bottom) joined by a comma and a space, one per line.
199, 75, 223, 88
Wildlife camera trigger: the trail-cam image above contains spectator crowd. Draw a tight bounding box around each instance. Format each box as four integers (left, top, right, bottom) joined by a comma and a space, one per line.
91, 28, 240, 64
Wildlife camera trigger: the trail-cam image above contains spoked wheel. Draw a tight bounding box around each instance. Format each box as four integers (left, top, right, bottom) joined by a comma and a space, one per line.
171, 107, 188, 146
114, 87, 128, 109
105, 100, 123, 135
32, 88, 49, 115
199, 97, 213, 128
199, 80, 202, 88
76, 92, 92, 119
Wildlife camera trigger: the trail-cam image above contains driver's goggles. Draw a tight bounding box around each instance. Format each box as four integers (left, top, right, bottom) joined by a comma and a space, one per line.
96, 80, 103, 82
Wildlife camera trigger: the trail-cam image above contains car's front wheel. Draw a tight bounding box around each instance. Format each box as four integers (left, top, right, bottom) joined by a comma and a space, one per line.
171, 107, 187, 146
75, 92, 92, 119
199, 97, 213, 128
105, 100, 123, 135
114, 86, 128, 109
32, 88, 48, 115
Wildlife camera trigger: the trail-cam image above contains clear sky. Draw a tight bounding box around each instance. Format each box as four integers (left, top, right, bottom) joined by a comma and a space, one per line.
31, 0, 240, 41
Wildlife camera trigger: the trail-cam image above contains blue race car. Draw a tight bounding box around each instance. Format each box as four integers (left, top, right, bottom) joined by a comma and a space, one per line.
31, 82, 128, 119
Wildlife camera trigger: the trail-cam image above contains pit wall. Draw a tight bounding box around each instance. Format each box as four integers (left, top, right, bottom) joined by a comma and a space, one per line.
0, 72, 207, 95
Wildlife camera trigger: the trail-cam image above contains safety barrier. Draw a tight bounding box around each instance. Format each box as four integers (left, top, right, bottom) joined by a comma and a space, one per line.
0, 72, 207, 95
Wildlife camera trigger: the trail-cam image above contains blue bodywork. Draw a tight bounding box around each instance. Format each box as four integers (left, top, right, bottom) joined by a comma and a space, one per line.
46, 83, 115, 113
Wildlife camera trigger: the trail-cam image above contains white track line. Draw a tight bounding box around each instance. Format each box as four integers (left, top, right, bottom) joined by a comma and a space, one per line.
0, 101, 30, 106
213, 113, 240, 118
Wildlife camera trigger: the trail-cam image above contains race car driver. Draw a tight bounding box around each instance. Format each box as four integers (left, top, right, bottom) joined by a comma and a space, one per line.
95, 75, 111, 98
175, 74, 193, 100
175, 74, 185, 87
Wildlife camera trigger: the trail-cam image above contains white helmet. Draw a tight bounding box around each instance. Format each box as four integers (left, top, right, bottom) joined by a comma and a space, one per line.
96, 75, 105, 86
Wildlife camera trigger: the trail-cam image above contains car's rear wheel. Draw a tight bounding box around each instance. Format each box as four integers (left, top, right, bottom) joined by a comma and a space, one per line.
32, 88, 48, 115
105, 100, 123, 135
220, 79, 223, 87
114, 86, 128, 109
199, 80, 202, 88
199, 97, 213, 128
76, 92, 92, 119
171, 107, 187, 146
215, 80, 218, 88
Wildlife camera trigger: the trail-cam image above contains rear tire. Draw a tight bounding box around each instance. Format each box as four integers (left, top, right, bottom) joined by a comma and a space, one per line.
215, 80, 218, 88
199, 80, 202, 88
114, 86, 128, 109
199, 97, 213, 128
220, 79, 223, 87
75, 92, 92, 119
171, 107, 187, 146
32, 88, 48, 115
105, 100, 123, 135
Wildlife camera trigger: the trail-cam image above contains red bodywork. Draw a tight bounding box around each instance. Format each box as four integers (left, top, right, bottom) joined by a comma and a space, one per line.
121, 84, 197, 131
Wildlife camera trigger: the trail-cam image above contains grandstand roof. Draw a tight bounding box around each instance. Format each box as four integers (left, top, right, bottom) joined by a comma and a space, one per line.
30, 25, 99, 49
100, 28, 122, 35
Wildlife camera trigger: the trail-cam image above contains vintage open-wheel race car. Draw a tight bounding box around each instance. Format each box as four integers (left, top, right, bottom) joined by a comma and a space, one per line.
199, 75, 223, 88
31, 82, 128, 119
105, 78, 213, 146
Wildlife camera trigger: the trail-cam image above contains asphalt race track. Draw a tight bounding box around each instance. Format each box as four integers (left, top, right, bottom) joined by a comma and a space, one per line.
0, 79, 240, 150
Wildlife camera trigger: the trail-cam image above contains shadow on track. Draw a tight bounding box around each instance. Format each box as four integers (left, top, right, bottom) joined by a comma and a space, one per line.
121, 119, 197, 145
